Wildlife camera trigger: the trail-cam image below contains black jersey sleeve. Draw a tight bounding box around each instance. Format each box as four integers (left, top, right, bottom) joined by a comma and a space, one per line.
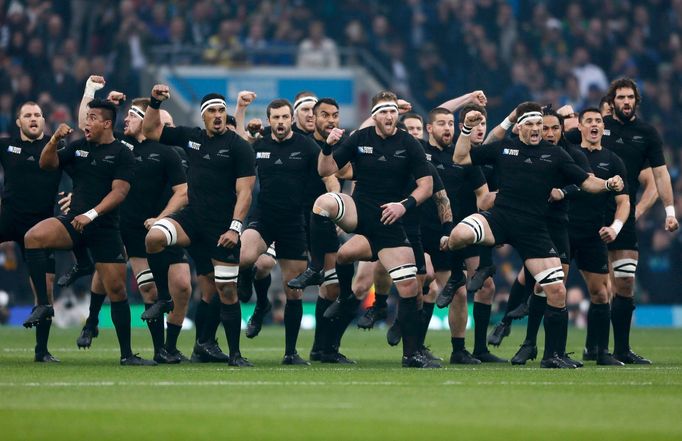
468, 166, 487, 190
232, 136, 256, 178
564, 129, 581, 145
162, 147, 187, 186
426, 161, 445, 193
557, 148, 589, 185
469, 142, 501, 166
612, 152, 629, 195
406, 135, 430, 179
645, 126, 666, 168
159, 126, 199, 148
332, 130, 358, 169
113, 145, 135, 183
567, 145, 592, 173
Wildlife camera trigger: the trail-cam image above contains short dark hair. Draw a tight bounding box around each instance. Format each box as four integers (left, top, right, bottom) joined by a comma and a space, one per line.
16, 101, 41, 118
88, 98, 117, 123
227, 115, 237, 127
131, 97, 150, 112
371, 91, 398, 107
401, 112, 423, 124
266, 99, 293, 118
579, 107, 602, 122
201, 93, 226, 106
427, 107, 452, 124
457, 104, 486, 123
515, 101, 542, 120
599, 95, 610, 108
606, 77, 640, 106
313, 97, 339, 115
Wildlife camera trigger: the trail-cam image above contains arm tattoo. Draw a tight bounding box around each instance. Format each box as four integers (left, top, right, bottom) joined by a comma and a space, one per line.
433, 190, 453, 224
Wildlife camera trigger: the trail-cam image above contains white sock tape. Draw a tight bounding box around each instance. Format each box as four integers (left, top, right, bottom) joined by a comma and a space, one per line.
266, 243, 277, 259
612, 258, 637, 278
150, 219, 178, 246
135, 269, 154, 287
321, 269, 338, 287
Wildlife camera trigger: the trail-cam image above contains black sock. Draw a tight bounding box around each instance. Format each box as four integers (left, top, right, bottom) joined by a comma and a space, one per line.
611, 294, 634, 354
35, 319, 52, 354
85, 291, 106, 328
253, 274, 271, 308
284, 299, 303, 355
592, 302, 611, 354
144, 303, 165, 353
473, 301, 491, 354
585, 302, 597, 351
147, 251, 172, 301
451, 337, 465, 352
220, 302, 242, 356
331, 297, 360, 350
398, 297, 420, 357
25, 248, 50, 305
478, 246, 493, 268
543, 305, 566, 359
200, 295, 221, 343
313, 296, 333, 352
374, 292, 388, 309
165, 322, 182, 352
557, 304, 569, 356
525, 294, 546, 345
309, 213, 335, 272
419, 302, 435, 348
194, 300, 210, 342
504, 277, 526, 325
336, 262, 355, 302
110, 299, 132, 358
73, 245, 93, 268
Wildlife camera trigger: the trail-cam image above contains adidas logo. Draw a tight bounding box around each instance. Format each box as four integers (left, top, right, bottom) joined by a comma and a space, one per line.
378, 156, 387, 162
274, 159, 283, 165
203, 154, 210, 160
27, 155, 35, 161
549, 248, 557, 254
616, 138, 624, 144
524, 158, 532, 164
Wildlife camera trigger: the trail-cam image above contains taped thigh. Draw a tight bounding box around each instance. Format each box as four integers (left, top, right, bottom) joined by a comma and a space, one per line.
612, 258, 637, 278
388, 264, 417, 283
136, 269, 155, 287
321, 268, 338, 287
459, 215, 486, 244
214, 265, 239, 284
314, 192, 345, 222
150, 219, 178, 246
535, 266, 564, 286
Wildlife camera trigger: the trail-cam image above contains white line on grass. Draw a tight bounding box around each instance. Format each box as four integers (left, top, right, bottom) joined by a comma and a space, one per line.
0, 380, 406, 387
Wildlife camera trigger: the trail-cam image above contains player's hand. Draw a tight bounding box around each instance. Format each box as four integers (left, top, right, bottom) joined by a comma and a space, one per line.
470, 90, 487, 106
237, 90, 256, 108
71, 214, 92, 233
217, 230, 240, 248
58, 192, 72, 214
326, 127, 345, 146
86, 75, 105, 92
665, 216, 679, 232
246, 118, 263, 139
397, 99, 412, 114
144, 218, 157, 230
463, 110, 483, 128
106, 91, 126, 106
507, 108, 517, 124
599, 226, 618, 243
607, 175, 624, 192
439, 236, 449, 251
151, 84, 170, 101
548, 188, 565, 202
380, 202, 406, 225
52, 123, 73, 141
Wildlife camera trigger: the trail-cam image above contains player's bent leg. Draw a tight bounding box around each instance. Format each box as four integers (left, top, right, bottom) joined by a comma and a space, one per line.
469, 258, 506, 363
238, 229, 267, 303
323, 235, 371, 320
161, 262, 192, 363
448, 214, 495, 250
77, 271, 105, 350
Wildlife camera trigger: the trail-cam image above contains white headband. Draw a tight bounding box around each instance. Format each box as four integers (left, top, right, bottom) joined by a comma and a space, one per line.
200, 98, 227, 115
293, 96, 318, 112
371, 102, 399, 116
128, 105, 145, 120
517, 111, 543, 124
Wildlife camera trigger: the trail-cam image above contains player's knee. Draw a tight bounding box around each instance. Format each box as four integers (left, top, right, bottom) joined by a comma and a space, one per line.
145, 230, 168, 254
336, 248, 354, 265
389, 264, 418, 296
24, 227, 46, 248
217, 286, 238, 305
107, 283, 127, 301
590, 288, 609, 304
448, 222, 477, 250
313, 192, 343, 221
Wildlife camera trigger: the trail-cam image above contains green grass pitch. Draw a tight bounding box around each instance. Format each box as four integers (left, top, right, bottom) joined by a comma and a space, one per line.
1, 326, 681, 440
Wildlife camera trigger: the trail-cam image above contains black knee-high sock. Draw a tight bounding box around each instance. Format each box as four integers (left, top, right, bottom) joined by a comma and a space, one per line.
313, 296, 333, 352
451, 337, 465, 352
73, 245, 93, 268
525, 294, 546, 345
25, 248, 50, 305
165, 322, 182, 352
543, 305, 566, 359
309, 213, 334, 272
612, 294, 634, 354
504, 277, 526, 325
336, 262, 355, 302
419, 301, 435, 348
35, 319, 52, 354
374, 292, 388, 309
200, 295, 221, 343
478, 246, 493, 268
556, 304, 569, 356
110, 299, 132, 358
85, 291, 106, 328
147, 251, 172, 301
331, 297, 360, 350
284, 299, 303, 355
592, 302, 611, 354
398, 296, 420, 357
253, 274, 271, 308
220, 302, 241, 356
585, 302, 597, 351
144, 303, 165, 353
473, 301, 491, 354
194, 300, 210, 342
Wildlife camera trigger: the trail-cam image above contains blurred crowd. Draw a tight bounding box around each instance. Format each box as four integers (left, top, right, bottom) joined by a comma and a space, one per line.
0, 0, 681, 305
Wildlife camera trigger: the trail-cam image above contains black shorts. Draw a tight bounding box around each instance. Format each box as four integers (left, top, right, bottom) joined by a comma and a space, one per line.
404, 225, 426, 275
246, 209, 307, 261
187, 242, 215, 276
354, 197, 411, 254
58, 214, 127, 264
569, 232, 609, 274
0, 210, 55, 272
421, 224, 452, 272
483, 208, 559, 261
303, 204, 338, 255
547, 219, 570, 265
606, 216, 638, 251
120, 224, 187, 264
170, 207, 239, 265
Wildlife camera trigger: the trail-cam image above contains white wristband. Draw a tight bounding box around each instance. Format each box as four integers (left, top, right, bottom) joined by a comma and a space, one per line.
84, 79, 104, 99
84, 209, 99, 221
500, 117, 513, 130
461, 125, 472, 136
604, 179, 612, 191
229, 219, 243, 235
611, 219, 623, 235
665, 205, 676, 218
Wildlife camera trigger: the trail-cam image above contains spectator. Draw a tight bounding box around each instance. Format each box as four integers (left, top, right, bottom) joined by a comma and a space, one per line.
297, 20, 339, 69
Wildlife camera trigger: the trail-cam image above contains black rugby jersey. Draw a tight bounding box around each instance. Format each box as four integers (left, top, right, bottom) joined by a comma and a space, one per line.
546, 142, 592, 223
159, 127, 255, 223
253, 132, 319, 216
303, 135, 347, 209
0, 136, 61, 217
403, 160, 445, 228
118, 136, 186, 229
57, 138, 135, 227
469, 138, 589, 218
332, 127, 430, 205
568, 147, 628, 236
